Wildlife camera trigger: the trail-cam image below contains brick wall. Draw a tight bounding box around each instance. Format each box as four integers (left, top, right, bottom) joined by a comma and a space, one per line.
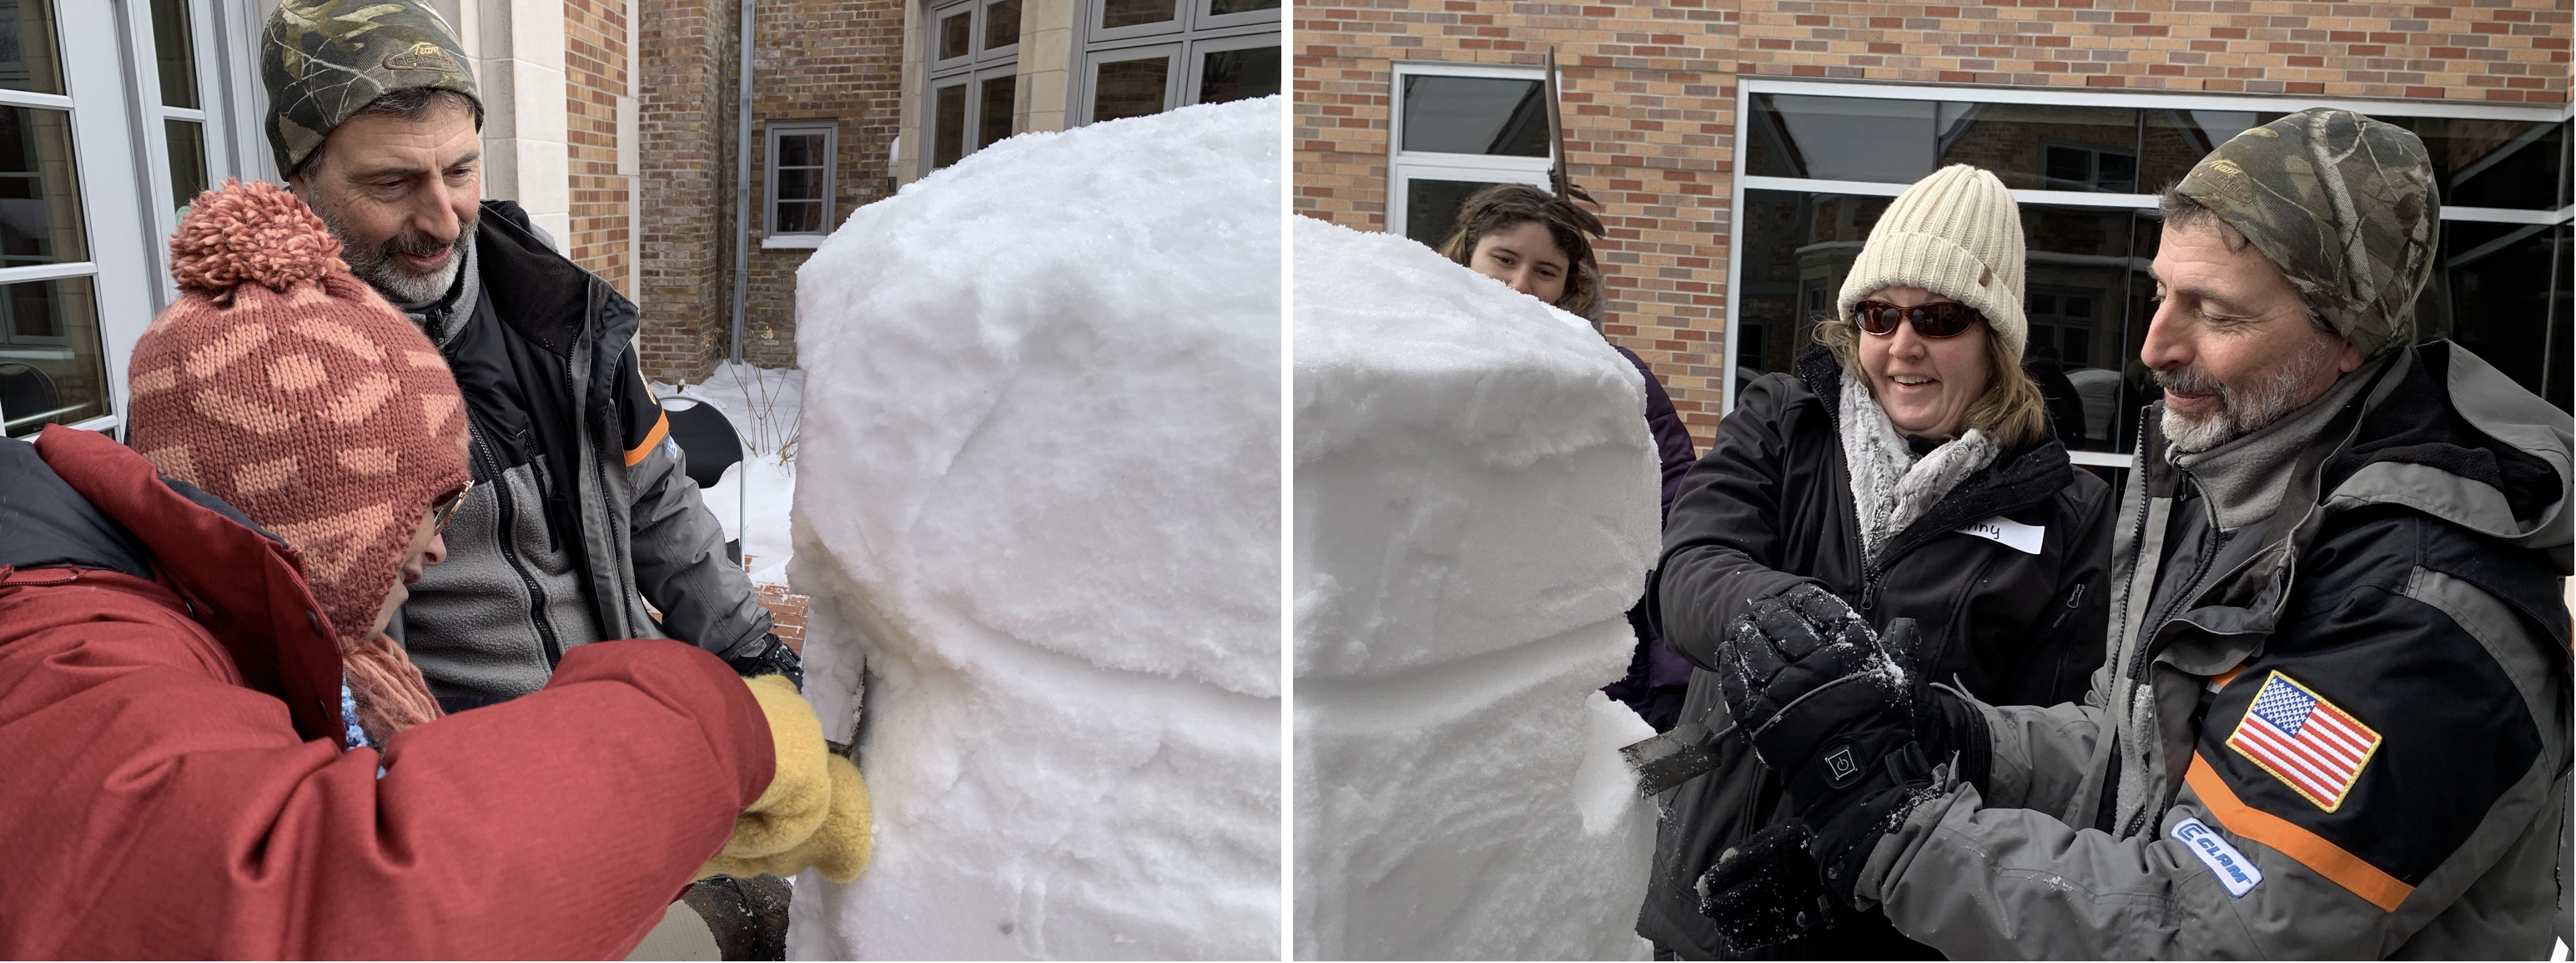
637, 0, 731, 382
566, 0, 632, 295
737, 0, 908, 370
633, 0, 905, 381
1294, 0, 2572, 447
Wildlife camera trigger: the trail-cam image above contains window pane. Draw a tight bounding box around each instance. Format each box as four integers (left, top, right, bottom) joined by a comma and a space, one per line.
2387, 117, 2567, 210
1731, 189, 1892, 394
777, 167, 818, 204
1092, 55, 1169, 124
165, 118, 205, 213
1743, 94, 1938, 182
0, 106, 85, 265
776, 199, 823, 234
1209, 0, 1279, 11
2440, 221, 2570, 412
938, 9, 970, 59
1402, 177, 1509, 250
1101, 0, 1176, 30
1198, 45, 1278, 104
984, 0, 1019, 50
0, 275, 106, 436
1399, 76, 1546, 157
2019, 204, 2149, 451
2138, 109, 2282, 192
0, 0, 62, 96
149, 0, 197, 109
1934, 102, 2141, 193
778, 132, 823, 168
978, 75, 1015, 150
933, 83, 967, 169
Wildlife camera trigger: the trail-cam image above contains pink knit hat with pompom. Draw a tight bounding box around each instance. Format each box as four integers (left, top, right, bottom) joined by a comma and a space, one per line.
128, 179, 468, 743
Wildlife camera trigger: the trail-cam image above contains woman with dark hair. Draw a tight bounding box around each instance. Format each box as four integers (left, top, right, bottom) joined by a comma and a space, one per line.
1636, 166, 2115, 959
1438, 183, 1699, 729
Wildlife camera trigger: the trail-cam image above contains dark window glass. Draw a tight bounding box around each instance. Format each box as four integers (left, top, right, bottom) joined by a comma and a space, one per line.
1400, 76, 1546, 157
978, 75, 1015, 149
777, 168, 818, 204
0, 106, 84, 265
932, 83, 966, 169
2440, 220, 2570, 411
1093, 55, 1169, 123
150, 0, 197, 108
1730, 189, 1892, 391
0, 275, 106, 436
164, 118, 204, 212
2137, 108, 2282, 192
984, 0, 1019, 51
2020, 204, 2151, 451
0, 0, 63, 96
1935, 102, 2140, 192
1402, 177, 1510, 250
1743, 94, 1940, 182
1208, 0, 1279, 12
938, 10, 970, 59
1101, 0, 1176, 29
1199, 45, 1278, 104
2387, 118, 2568, 211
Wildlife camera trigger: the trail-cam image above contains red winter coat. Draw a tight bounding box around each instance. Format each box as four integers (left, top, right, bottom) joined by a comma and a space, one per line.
0, 426, 774, 959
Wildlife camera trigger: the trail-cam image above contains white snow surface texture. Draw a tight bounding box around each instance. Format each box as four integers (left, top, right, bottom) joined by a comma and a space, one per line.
1294, 217, 1661, 960
784, 98, 1280, 960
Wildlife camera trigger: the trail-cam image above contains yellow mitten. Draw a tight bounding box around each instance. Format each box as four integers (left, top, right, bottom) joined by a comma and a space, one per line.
698, 675, 874, 883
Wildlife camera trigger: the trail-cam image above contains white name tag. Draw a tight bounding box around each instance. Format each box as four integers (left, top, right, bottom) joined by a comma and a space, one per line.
1955, 516, 2045, 554
2171, 818, 2262, 897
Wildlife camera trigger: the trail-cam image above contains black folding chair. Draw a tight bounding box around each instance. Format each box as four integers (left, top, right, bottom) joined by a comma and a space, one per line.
661, 392, 747, 567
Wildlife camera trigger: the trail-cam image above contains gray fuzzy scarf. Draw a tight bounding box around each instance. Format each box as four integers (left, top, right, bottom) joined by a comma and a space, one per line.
1839, 376, 2001, 562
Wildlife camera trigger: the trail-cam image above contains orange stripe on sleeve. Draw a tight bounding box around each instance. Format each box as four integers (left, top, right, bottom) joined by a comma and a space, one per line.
624, 410, 670, 466
2210, 664, 2248, 688
2185, 754, 2412, 912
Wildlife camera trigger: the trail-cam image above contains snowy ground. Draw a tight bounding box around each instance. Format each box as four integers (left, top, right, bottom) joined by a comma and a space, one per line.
652, 362, 802, 586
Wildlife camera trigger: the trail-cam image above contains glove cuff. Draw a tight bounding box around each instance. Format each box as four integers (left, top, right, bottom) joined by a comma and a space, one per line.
1926, 683, 1991, 793
727, 633, 804, 690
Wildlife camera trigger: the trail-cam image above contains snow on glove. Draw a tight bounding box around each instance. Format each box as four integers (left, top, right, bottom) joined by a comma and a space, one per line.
1713, 584, 1934, 905
698, 675, 875, 884
1696, 820, 1841, 954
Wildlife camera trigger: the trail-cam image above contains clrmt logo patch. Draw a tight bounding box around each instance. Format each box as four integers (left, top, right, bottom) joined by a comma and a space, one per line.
2226, 671, 2382, 812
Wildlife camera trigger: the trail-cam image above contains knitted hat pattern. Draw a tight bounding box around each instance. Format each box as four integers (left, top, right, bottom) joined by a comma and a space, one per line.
128, 179, 468, 742
1836, 164, 2029, 362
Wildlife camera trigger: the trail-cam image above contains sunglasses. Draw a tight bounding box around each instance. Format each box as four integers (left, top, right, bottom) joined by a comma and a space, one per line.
1854, 300, 1986, 339
428, 481, 474, 537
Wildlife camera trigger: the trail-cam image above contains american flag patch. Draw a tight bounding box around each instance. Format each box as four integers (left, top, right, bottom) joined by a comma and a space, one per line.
2226, 671, 2383, 813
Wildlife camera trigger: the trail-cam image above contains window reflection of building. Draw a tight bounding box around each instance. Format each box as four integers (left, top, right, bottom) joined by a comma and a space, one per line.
1385, 64, 1551, 249
1729, 79, 2574, 474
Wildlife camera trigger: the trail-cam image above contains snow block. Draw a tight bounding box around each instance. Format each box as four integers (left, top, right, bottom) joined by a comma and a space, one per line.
785, 97, 1280, 960
1293, 217, 1660, 960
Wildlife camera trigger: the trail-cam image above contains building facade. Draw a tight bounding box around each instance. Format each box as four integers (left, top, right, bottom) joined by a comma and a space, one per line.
1295, 0, 2574, 459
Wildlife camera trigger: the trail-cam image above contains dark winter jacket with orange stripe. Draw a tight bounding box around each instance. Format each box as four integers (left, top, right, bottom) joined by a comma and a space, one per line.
1856, 342, 2573, 959
395, 199, 772, 709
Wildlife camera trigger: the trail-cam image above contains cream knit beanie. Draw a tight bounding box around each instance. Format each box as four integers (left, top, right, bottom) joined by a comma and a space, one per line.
1835, 164, 2027, 361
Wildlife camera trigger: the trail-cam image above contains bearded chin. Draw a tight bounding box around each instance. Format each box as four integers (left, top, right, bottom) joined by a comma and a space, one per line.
2160, 337, 2341, 454
349, 245, 462, 306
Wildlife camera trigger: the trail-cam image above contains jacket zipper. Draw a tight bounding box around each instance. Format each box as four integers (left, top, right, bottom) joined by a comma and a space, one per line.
467, 417, 565, 668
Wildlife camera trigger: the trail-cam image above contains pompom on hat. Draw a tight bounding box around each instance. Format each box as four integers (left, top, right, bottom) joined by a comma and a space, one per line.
1836, 164, 2028, 362
128, 179, 468, 742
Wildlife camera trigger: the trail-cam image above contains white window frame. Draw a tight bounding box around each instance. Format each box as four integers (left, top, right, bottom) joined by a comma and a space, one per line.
1384, 61, 1552, 243
1724, 77, 2576, 469
1075, 0, 1277, 126
760, 122, 836, 249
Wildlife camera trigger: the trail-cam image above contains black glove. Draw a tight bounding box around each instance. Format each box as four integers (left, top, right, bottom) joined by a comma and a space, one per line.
1715, 584, 1934, 905
725, 633, 804, 690
1696, 820, 1841, 954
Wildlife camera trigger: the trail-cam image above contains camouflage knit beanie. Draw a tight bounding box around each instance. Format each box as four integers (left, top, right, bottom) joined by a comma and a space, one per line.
2174, 108, 2438, 358
262, 0, 480, 179
127, 179, 470, 743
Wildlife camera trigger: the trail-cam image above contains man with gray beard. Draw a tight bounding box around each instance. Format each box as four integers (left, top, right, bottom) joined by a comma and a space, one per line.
1697, 108, 2570, 958
262, 0, 798, 714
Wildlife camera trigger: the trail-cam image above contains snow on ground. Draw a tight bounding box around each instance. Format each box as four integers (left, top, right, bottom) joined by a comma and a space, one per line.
1294, 216, 1660, 960
782, 97, 1280, 960
654, 363, 803, 585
